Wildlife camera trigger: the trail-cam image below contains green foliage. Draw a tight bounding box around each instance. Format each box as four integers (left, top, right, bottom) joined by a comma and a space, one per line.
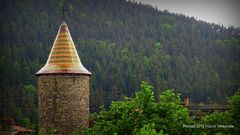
38, 128, 44, 135
155, 90, 193, 134
154, 42, 163, 52
24, 84, 37, 94
135, 124, 167, 135
50, 128, 57, 135
19, 117, 31, 128
160, 23, 173, 32
38, 128, 59, 135
200, 89, 240, 134
200, 112, 231, 134
228, 89, 240, 133
71, 129, 80, 135
85, 82, 193, 135
159, 89, 181, 104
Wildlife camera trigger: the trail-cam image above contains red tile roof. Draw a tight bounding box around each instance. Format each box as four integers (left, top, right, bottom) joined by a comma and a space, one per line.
13, 125, 32, 132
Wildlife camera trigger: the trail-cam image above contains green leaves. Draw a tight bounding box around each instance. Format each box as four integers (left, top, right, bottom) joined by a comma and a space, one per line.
19, 117, 31, 128
85, 82, 193, 135
134, 81, 155, 111
160, 23, 173, 32
154, 42, 163, 52
135, 123, 166, 135
23, 84, 37, 94
159, 90, 181, 104
228, 89, 240, 133
199, 89, 240, 134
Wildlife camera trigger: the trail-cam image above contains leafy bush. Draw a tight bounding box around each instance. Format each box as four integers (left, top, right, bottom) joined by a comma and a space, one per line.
85, 81, 193, 135
200, 112, 231, 134
228, 89, 240, 133
134, 123, 166, 135
200, 89, 240, 134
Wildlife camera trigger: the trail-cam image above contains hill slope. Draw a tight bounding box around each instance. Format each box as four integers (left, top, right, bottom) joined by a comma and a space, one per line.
0, 0, 239, 125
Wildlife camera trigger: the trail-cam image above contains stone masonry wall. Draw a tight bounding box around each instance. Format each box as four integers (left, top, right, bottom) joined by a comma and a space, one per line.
38, 74, 89, 135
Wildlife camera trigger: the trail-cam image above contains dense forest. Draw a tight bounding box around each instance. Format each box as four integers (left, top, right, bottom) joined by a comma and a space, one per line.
0, 0, 240, 128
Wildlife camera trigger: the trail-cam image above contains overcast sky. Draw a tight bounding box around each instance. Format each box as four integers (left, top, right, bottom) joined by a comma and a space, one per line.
134, 0, 240, 28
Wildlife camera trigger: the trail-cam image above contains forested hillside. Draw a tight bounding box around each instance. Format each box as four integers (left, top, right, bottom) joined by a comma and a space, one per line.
0, 0, 239, 126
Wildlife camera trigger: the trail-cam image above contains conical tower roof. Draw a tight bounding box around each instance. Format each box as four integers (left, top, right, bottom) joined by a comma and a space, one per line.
36, 21, 91, 75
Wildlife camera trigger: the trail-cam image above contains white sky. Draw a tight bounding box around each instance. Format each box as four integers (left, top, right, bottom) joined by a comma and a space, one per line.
134, 0, 240, 28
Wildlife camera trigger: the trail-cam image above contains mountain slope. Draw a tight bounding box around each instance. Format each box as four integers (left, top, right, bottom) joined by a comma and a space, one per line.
0, 0, 239, 125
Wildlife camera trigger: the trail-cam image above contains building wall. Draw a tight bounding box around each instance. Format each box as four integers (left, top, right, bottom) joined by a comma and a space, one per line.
37, 74, 89, 134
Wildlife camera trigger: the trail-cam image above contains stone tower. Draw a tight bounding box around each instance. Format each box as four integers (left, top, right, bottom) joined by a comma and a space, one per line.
36, 21, 91, 134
